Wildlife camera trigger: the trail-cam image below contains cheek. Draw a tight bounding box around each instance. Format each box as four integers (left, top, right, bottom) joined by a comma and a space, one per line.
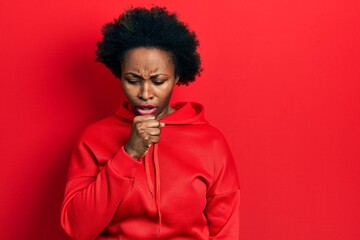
159, 86, 175, 101
121, 85, 136, 98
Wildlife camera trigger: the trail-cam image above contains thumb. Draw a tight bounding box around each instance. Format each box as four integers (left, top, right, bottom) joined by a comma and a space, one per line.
159, 122, 166, 128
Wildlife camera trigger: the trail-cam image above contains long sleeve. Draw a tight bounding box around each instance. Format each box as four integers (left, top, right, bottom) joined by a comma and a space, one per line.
60, 139, 142, 240
205, 135, 240, 239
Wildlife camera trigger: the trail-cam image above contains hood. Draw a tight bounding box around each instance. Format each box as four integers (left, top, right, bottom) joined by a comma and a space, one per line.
115, 101, 208, 125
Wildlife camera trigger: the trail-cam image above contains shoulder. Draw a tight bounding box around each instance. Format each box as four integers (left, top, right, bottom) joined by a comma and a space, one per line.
203, 125, 240, 193
207, 125, 232, 155
181, 123, 232, 157
194, 123, 229, 145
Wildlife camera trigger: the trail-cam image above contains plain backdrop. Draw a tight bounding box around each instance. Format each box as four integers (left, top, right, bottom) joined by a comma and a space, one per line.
0, 0, 359, 239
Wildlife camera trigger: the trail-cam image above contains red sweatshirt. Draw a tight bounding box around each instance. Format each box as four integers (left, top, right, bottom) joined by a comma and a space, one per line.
61, 102, 240, 240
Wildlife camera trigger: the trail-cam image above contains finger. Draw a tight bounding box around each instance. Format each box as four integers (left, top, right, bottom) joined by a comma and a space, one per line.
134, 115, 155, 123
146, 128, 161, 136
134, 116, 154, 130
140, 129, 161, 140
137, 123, 160, 135
142, 119, 163, 128
136, 122, 145, 133
148, 136, 160, 144
142, 135, 160, 148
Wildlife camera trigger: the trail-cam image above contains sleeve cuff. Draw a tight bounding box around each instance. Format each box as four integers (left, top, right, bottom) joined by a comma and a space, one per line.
108, 146, 142, 178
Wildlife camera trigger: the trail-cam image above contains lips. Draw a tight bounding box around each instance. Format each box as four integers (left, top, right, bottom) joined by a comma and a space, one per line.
135, 105, 157, 115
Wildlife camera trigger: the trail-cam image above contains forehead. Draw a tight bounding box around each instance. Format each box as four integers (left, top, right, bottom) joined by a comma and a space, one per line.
121, 47, 174, 73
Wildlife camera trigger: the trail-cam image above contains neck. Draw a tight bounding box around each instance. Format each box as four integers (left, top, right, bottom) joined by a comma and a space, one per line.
156, 105, 175, 120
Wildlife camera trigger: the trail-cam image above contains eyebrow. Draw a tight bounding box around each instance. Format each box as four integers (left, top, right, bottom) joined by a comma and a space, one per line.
124, 72, 168, 78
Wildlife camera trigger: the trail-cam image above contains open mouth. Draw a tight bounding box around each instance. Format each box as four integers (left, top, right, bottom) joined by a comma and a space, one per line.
135, 105, 157, 115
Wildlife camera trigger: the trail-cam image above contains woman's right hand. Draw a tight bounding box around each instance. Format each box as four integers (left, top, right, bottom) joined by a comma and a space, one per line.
124, 115, 165, 159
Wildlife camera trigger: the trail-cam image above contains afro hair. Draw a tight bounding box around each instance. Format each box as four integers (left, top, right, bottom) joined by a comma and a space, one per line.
96, 6, 202, 86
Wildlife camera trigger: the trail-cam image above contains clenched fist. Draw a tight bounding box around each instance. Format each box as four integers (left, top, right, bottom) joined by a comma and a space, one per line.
124, 115, 165, 159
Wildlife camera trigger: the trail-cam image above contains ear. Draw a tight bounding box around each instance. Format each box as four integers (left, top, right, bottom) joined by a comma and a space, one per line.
175, 76, 180, 84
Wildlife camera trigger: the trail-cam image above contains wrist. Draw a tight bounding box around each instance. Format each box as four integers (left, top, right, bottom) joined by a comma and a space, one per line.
124, 144, 141, 160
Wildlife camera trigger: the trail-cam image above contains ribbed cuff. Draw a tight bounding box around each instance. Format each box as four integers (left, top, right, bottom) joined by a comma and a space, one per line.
109, 146, 142, 178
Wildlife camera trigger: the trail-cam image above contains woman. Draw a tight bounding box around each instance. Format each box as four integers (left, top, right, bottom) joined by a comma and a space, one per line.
61, 6, 240, 240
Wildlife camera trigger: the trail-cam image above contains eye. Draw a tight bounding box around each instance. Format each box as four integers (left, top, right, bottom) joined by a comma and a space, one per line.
152, 81, 165, 86
151, 76, 167, 86
125, 79, 140, 85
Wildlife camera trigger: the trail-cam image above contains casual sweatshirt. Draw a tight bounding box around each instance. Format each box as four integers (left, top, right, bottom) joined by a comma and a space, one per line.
61, 101, 240, 240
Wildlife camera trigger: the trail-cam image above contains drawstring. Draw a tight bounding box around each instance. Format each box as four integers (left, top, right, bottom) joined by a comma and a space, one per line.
144, 152, 155, 198
144, 144, 162, 234
154, 144, 162, 233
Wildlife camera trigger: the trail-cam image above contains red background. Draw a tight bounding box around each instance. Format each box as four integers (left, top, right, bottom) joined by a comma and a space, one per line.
1, 0, 359, 239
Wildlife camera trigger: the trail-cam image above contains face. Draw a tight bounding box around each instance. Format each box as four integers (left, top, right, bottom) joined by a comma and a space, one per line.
120, 47, 179, 119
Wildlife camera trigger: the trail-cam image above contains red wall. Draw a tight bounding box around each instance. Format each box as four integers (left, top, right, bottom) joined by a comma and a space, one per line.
1, 0, 359, 239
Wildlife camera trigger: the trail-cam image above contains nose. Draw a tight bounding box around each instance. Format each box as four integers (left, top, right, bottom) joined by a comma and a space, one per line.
138, 81, 153, 101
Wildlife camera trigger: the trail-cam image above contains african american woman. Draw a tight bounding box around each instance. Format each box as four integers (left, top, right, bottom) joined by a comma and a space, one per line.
60, 6, 240, 240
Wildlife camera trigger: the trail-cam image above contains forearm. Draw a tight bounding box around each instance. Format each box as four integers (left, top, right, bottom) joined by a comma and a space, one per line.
61, 147, 141, 240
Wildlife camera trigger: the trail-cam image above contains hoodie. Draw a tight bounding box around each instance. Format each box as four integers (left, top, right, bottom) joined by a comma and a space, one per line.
61, 102, 240, 240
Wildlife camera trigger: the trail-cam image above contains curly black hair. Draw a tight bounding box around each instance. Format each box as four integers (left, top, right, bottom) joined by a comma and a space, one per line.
96, 6, 202, 86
